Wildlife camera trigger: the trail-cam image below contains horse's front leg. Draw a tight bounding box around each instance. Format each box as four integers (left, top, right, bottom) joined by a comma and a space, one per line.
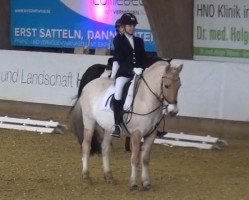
102, 131, 115, 184
140, 133, 156, 190
82, 128, 94, 182
130, 130, 142, 191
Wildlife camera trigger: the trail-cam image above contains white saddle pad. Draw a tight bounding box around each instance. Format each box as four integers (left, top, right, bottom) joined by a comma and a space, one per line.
99, 76, 137, 112
99, 84, 115, 112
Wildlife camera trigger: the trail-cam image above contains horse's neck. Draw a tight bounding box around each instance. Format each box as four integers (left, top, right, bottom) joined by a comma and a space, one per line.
140, 62, 166, 96
135, 62, 167, 108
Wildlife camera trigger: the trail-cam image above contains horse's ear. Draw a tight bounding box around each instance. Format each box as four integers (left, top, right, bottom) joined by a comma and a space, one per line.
165, 64, 171, 72
177, 64, 183, 73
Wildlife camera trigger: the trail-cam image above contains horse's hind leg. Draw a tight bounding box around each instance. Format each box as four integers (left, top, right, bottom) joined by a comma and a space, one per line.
130, 130, 142, 191
125, 137, 131, 152
140, 133, 156, 191
102, 131, 115, 184
82, 127, 94, 181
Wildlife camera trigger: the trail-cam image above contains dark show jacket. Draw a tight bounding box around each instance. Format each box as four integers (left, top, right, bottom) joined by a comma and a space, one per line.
112, 33, 122, 62
114, 34, 148, 78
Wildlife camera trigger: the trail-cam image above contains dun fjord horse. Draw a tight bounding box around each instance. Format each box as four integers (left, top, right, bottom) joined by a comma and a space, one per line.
71, 61, 183, 191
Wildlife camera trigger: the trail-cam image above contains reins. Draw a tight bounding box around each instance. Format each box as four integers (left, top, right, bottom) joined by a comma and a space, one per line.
124, 74, 164, 119
122, 74, 167, 136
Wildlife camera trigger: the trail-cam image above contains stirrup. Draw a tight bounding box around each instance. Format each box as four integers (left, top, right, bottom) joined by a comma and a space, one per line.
110, 125, 121, 138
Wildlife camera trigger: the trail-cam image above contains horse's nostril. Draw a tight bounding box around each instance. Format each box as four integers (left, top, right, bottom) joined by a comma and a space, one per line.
169, 111, 177, 117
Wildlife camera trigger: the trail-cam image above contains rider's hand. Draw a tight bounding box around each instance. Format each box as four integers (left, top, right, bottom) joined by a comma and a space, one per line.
133, 68, 143, 75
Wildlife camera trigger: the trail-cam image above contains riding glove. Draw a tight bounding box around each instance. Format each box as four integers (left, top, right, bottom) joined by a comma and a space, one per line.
133, 67, 143, 75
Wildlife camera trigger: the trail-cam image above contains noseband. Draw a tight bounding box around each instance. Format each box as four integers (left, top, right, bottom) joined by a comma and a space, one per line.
161, 75, 180, 105
139, 73, 180, 107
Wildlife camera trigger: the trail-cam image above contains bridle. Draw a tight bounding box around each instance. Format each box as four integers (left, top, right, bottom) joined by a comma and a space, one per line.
124, 72, 180, 117
122, 71, 180, 136
161, 75, 180, 105
122, 72, 180, 136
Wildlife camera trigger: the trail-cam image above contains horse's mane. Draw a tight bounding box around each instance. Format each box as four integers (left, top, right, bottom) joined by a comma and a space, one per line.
144, 61, 169, 75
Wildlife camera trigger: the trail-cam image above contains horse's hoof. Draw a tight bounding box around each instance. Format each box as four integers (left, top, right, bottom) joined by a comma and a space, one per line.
82, 177, 93, 185
82, 172, 92, 184
104, 172, 116, 185
104, 175, 116, 185
82, 171, 89, 179
141, 184, 151, 191
105, 178, 117, 185
130, 185, 139, 191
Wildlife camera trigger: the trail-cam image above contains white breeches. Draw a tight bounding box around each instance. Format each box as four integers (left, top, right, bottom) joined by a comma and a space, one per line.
114, 77, 130, 100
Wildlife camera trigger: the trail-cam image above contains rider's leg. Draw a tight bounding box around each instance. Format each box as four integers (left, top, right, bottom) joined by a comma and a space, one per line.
111, 76, 130, 137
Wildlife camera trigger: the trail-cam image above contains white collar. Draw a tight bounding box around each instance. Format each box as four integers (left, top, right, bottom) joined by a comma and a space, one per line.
125, 33, 134, 49
125, 33, 133, 39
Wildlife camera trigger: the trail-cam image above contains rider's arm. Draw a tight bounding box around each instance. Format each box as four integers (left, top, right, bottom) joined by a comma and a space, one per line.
110, 61, 119, 79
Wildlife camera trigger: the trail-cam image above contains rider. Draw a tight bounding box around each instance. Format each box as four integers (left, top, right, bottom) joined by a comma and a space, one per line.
111, 13, 148, 138
110, 18, 124, 79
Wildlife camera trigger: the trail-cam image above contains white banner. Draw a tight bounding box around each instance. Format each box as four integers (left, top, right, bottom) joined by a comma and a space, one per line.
172, 59, 249, 122
194, 0, 249, 63
0, 50, 109, 105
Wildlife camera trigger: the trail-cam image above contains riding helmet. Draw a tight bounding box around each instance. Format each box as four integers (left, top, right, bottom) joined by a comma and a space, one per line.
115, 19, 122, 29
120, 13, 138, 25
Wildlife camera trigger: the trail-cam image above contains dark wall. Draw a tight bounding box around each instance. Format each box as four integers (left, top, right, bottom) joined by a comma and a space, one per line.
0, 0, 194, 59
0, 0, 10, 49
144, 0, 193, 59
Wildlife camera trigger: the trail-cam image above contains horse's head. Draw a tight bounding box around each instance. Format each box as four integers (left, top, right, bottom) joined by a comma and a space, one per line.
162, 64, 183, 116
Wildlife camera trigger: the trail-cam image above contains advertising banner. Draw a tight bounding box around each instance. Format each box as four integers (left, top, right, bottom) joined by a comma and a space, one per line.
0, 50, 109, 106
194, 0, 249, 62
11, 0, 156, 51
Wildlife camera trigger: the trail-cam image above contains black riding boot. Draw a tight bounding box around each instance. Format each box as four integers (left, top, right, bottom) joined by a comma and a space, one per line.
111, 99, 123, 138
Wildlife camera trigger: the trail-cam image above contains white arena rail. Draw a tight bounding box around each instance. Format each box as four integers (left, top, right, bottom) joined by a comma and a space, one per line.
154, 132, 227, 150
0, 116, 65, 134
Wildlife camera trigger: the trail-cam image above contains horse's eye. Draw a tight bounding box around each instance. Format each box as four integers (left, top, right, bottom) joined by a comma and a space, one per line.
164, 85, 169, 89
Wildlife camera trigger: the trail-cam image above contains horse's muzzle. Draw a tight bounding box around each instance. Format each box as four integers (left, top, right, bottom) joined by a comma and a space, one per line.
166, 104, 179, 116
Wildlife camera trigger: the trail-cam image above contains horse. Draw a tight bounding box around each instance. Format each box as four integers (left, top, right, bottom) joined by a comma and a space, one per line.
71, 60, 183, 191
77, 57, 173, 152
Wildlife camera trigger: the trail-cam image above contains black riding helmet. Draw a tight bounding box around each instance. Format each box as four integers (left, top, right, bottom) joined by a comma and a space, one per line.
115, 19, 122, 29
120, 13, 138, 25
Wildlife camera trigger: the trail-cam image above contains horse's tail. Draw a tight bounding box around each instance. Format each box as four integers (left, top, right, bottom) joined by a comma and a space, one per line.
71, 100, 84, 145
71, 99, 102, 155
